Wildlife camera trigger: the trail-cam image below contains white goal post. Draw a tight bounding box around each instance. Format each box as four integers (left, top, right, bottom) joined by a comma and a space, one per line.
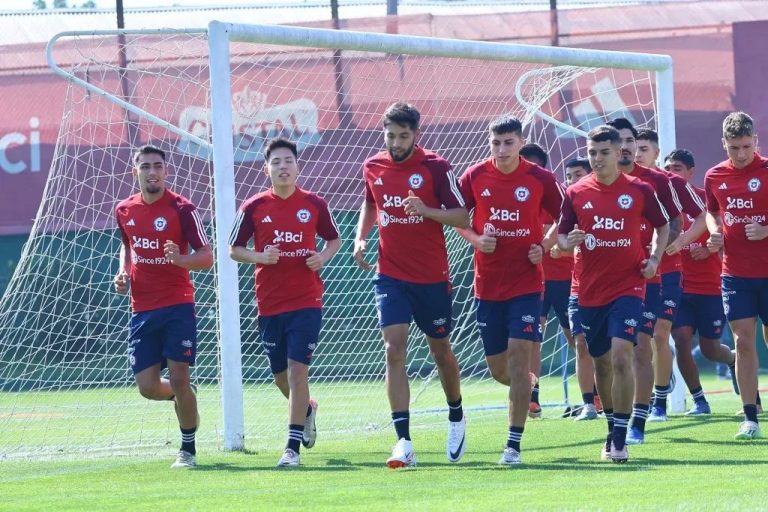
0, 21, 678, 459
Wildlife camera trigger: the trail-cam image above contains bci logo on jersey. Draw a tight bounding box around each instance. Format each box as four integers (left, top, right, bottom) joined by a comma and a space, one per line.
726, 196, 754, 210
153, 216, 167, 231
489, 207, 520, 221
132, 236, 160, 249
383, 194, 406, 208
272, 230, 303, 243
592, 215, 625, 230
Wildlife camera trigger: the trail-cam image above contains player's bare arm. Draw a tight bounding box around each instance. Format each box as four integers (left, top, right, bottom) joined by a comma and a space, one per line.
113, 243, 131, 294
229, 244, 280, 266
666, 211, 706, 255
455, 226, 497, 254
403, 190, 469, 228
353, 200, 377, 271
705, 211, 723, 252
306, 237, 342, 272
164, 241, 213, 270
642, 223, 669, 279
558, 224, 585, 251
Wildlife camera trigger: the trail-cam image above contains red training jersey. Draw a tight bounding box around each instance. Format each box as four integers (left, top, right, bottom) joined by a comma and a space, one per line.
229, 187, 340, 316
541, 210, 574, 281
659, 168, 705, 275
459, 157, 564, 301
558, 172, 669, 307
569, 246, 583, 297
681, 186, 721, 295
704, 153, 768, 278
363, 145, 465, 283
115, 189, 209, 313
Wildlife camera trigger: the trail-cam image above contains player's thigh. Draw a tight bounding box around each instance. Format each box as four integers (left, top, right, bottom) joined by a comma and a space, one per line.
373, 274, 413, 329
258, 311, 289, 374
162, 303, 197, 367
407, 280, 453, 339
129, 307, 165, 375
284, 308, 322, 367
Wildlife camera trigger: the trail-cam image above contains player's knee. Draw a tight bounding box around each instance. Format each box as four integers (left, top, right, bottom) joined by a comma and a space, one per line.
612, 352, 632, 376
429, 344, 456, 367
698, 340, 718, 360
136, 380, 161, 400
384, 341, 407, 365
287, 360, 309, 383
168, 372, 190, 395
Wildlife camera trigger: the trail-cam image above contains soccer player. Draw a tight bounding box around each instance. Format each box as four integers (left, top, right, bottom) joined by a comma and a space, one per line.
457, 116, 564, 465
605, 118, 680, 446
664, 149, 738, 415
704, 111, 768, 440
636, 129, 707, 422
520, 143, 571, 418
229, 137, 341, 467
114, 145, 213, 469
559, 125, 669, 463
562, 158, 601, 421
353, 102, 470, 467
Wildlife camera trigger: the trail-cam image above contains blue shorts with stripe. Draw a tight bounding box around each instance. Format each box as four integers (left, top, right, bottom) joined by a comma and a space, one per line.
639, 282, 661, 336
568, 295, 584, 336
672, 293, 725, 339
721, 276, 768, 324
541, 279, 571, 330
579, 296, 643, 358
374, 274, 452, 339
258, 307, 321, 374
476, 293, 542, 357
658, 271, 683, 322
128, 303, 197, 375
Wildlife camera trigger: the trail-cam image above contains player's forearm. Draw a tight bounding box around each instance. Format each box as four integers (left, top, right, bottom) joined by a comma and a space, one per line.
667, 215, 682, 246
119, 244, 132, 274
174, 245, 213, 271
674, 212, 707, 248
557, 233, 571, 251
705, 211, 722, 233
318, 237, 342, 264
424, 207, 470, 228
541, 223, 559, 251
650, 223, 670, 262
355, 201, 377, 242
454, 226, 480, 245
229, 245, 262, 265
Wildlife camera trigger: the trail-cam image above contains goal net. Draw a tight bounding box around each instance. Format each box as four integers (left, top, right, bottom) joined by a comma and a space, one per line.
0, 23, 671, 458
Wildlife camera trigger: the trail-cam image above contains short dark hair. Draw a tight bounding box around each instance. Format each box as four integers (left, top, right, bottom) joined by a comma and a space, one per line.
587, 125, 621, 144
133, 145, 166, 165
723, 111, 754, 139
636, 128, 659, 144
382, 102, 421, 131
565, 158, 592, 171
520, 143, 548, 167
488, 115, 523, 136
264, 137, 298, 161
665, 148, 695, 169
606, 117, 638, 138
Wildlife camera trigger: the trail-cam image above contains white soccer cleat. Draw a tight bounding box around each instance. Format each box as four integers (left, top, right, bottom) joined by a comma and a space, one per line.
386, 438, 416, 469
170, 450, 197, 469
574, 404, 598, 421
302, 399, 318, 449
610, 442, 629, 464
498, 447, 521, 466
734, 421, 764, 441
446, 416, 466, 462
277, 448, 301, 467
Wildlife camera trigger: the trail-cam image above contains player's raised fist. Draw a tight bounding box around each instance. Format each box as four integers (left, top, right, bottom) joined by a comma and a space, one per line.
745, 222, 768, 241
113, 271, 129, 295
566, 223, 586, 249
305, 250, 326, 272
260, 245, 280, 265
528, 243, 544, 264
707, 227, 724, 253
164, 240, 182, 265
403, 189, 426, 216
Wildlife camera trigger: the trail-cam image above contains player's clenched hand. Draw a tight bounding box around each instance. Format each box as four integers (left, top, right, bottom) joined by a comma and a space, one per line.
353, 239, 373, 271
474, 234, 497, 254
745, 222, 768, 241
665, 238, 684, 255
528, 243, 544, 264
305, 250, 326, 272
689, 246, 710, 260
549, 245, 562, 259
164, 240, 182, 265
259, 245, 280, 265
640, 256, 658, 279
403, 190, 427, 216
707, 228, 723, 253
566, 224, 586, 249
114, 271, 129, 295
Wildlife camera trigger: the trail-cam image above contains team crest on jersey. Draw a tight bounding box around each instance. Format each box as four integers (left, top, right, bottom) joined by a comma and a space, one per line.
296, 209, 312, 223
153, 216, 167, 231
409, 173, 424, 189
584, 234, 597, 251
379, 211, 390, 227
514, 186, 530, 202
748, 178, 761, 192
483, 223, 496, 236
617, 194, 633, 209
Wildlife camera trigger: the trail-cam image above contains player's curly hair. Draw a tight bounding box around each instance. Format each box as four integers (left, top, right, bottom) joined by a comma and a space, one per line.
382, 102, 420, 131
722, 112, 754, 140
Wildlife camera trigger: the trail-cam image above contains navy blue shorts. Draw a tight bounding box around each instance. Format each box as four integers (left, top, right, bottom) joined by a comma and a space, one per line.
541, 279, 571, 330
672, 293, 725, 339
579, 296, 643, 358
568, 295, 584, 336
258, 308, 322, 374
476, 293, 542, 356
374, 274, 452, 339
721, 276, 768, 324
639, 282, 661, 336
658, 271, 683, 322
129, 303, 197, 375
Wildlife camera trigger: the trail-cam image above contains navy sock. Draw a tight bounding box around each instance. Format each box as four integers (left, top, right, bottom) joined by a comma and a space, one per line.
690, 386, 707, 404
180, 427, 196, 455
306, 404, 313, 417
287, 424, 304, 453
613, 413, 631, 450
507, 426, 524, 452
392, 411, 410, 441
757, 392, 762, 406
604, 408, 614, 435
744, 404, 759, 423
630, 403, 649, 433
653, 385, 670, 411
447, 397, 463, 422
531, 383, 540, 405
582, 392, 594, 405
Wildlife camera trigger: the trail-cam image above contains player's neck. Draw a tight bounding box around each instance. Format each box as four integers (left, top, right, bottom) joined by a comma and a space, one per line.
595, 168, 620, 185
272, 184, 296, 199
618, 161, 635, 174
493, 155, 521, 174
141, 188, 165, 204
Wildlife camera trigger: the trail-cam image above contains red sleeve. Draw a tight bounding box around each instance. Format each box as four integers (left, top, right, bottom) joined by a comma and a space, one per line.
363, 162, 375, 204
115, 206, 130, 248
670, 174, 704, 217
429, 159, 465, 209
541, 172, 565, 221
178, 203, 209, 250
311, 195, 340, 241
557, 190, 577, 234
654, 174, 682, 219
458, 169, 476, 211
640, 186, 670, 228
704, 174, 720, 214
228, 201, 256, 247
